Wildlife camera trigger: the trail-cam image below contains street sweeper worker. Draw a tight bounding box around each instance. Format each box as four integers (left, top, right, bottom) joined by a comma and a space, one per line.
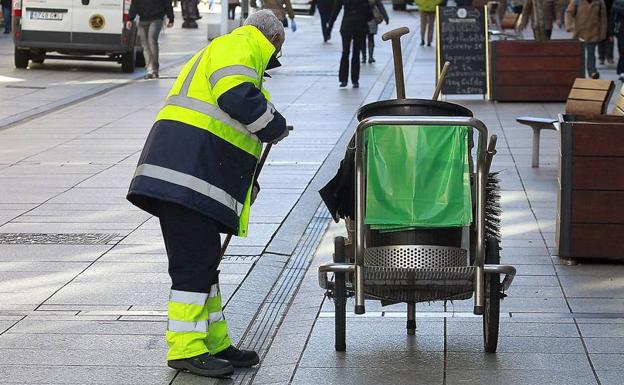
126, 9, 289, 378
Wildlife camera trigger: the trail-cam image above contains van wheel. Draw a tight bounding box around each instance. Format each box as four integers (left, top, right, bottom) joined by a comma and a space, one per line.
15, 48, 30, 69
121, 52, 136, 73
135, 50, 146, 68
31, 52, 45, 64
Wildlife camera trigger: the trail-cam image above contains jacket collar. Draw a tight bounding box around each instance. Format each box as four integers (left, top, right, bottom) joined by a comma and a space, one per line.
230, 25, 277, 72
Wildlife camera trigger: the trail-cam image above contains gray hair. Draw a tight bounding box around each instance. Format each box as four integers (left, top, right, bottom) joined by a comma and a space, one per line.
244, 9, 284, 40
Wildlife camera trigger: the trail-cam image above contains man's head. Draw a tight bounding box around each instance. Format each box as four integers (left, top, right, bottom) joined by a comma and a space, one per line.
244, 10, 285, 55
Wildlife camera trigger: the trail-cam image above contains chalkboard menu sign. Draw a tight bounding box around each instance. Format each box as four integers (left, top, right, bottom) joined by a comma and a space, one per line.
436, 6, 489, 96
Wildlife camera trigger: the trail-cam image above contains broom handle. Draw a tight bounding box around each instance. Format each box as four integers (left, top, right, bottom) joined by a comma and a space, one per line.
219, 125, 293, 259
433, 61, 451, 101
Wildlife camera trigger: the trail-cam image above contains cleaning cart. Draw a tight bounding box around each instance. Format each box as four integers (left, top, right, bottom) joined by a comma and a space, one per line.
318, 27, 516, 353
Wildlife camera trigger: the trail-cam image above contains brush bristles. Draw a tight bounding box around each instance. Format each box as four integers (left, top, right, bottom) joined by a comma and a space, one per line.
485, 172, 502, 242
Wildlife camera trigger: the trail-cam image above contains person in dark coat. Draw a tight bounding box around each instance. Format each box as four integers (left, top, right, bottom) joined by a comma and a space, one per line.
318, 0, 336, 42
126, 0, 174, 79
361, 0, 388, 63
181, 0, 201, 28
599, 0, 615, 64
329, 0, 373, 88
2, 0, 11, 34
609, 0, 624, 79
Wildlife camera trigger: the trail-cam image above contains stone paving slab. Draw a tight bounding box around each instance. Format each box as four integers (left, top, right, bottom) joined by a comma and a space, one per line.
1, 5, 624, 385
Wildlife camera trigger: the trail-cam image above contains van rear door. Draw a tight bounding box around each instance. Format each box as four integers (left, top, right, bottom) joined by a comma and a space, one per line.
20, 0, 73, 43
71, 0, 123, 47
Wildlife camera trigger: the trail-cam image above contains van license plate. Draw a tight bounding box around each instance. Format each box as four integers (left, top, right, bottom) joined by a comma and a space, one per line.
30, 11, 64, 20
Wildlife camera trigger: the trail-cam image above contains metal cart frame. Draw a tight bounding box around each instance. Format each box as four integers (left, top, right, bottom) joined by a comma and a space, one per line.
318, 116, 517, 352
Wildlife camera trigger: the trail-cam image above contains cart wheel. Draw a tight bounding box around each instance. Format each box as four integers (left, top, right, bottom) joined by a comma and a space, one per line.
483, 237, 501, 353
334, 236, 347, 352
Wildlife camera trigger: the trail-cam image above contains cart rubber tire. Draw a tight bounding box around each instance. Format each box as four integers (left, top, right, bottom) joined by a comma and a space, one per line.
135, 50, 146, 68
334, 236, 347, 352
121, 52, 136, 73
483, 237, 501, 353
15, 48, 29, 69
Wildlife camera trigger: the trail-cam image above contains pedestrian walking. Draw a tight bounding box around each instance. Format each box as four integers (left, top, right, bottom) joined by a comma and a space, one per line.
251, 0, 298, 32
599, 0, 615, 64
318, 0, 336, 42
565, 0, 608, 79
228, 0, 240, 20
361, 0, 389, 63
126, 0, 174, 79
329, 0, 374, 88
1, 0, 11, 34
181, 0, 201, 28
126, 10, 289, 379
519, 0, 565, 40
416, 0, 441, 46
609, 0, 624, 79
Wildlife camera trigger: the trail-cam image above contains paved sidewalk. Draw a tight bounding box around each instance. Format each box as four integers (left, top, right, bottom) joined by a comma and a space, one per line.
0, 7, 421, 385
2, 5, 624, 385
267, 33, 624, 385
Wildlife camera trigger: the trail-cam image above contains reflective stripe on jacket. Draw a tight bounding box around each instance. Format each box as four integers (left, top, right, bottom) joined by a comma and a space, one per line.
127, 25, 285, 236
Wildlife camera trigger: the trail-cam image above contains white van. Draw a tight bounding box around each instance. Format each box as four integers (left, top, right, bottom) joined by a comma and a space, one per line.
12, 0, 144, 72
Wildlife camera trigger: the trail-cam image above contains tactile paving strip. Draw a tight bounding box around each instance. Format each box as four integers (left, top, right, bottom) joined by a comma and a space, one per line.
229, 206, 331, 385
0, 233, 121, 245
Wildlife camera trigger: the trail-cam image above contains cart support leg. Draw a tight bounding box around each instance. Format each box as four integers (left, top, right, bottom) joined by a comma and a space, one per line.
406, 302, 416, 335
474, 266, 485, 315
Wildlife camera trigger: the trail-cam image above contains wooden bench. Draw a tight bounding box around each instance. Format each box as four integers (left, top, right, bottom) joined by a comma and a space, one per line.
516, 78, 615, 168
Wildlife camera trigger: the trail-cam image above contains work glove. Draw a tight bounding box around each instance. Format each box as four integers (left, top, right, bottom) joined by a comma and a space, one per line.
272, 126, 289, 144
290, 18, 297, 32
251, 182, 260, 205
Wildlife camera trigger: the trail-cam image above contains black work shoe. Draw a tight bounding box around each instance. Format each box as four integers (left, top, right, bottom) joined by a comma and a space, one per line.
168, 352, 234, 378
213, 346, 260, 367
339, 81, 347, 87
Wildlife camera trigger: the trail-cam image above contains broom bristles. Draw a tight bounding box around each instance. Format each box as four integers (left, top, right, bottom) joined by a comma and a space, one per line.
485, 171, 502, 242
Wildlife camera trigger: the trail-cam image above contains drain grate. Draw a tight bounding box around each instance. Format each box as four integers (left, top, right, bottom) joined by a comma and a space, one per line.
222, 255, 260, 263
0, 233, 120, 245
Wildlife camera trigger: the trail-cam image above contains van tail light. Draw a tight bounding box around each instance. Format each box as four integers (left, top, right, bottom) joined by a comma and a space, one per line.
123, 0, 131, 23
12, 0, 22, 17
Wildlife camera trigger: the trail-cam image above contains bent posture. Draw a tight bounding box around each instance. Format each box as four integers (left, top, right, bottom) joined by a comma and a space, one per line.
127, 10, 289, 378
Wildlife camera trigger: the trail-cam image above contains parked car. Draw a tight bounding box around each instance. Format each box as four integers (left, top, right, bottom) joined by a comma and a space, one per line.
292, 0, 315, 15
11, 0, 144, 72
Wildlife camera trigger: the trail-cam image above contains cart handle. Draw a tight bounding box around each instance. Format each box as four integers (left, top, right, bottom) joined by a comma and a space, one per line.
318, 263, 356, 290
484, 264, 516, 291
352, 116, 490, 315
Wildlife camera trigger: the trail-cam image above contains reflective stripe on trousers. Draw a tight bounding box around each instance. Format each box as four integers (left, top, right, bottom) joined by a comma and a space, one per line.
166, 284, 232, 360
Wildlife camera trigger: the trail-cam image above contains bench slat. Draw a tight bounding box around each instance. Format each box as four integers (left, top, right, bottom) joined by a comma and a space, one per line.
568, 88, 610, 102
572, 78, 614, 91
565, 99, 605, 115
